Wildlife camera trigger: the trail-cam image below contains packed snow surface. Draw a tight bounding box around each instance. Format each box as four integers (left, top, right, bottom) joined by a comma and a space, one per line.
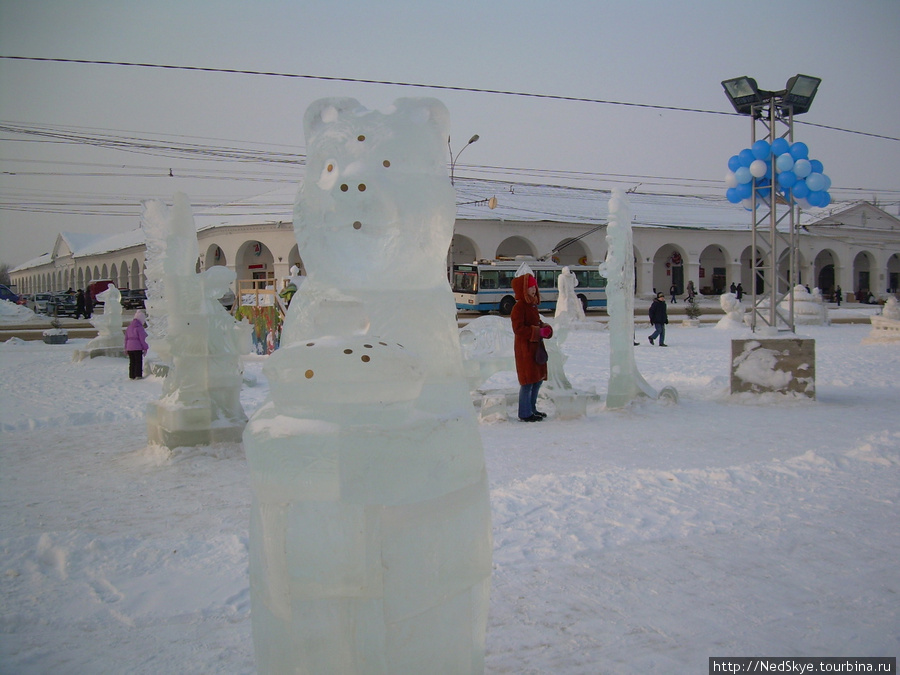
1, 320, 898, 674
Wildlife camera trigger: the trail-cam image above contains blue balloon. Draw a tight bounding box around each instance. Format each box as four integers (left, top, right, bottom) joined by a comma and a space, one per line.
757, 186, 771, 199
752, 139, 771, 160
793, 159, 812, 179
821, 174, 832, 191
790, 142, 809, 160
728, 155, 742, 172
808, 191, 827, 208
726, 187, 742, 204
809, 159, 824, 174
736, 182, 752, 200
739, 148, 755, 167
771, 138, 790, 156
734, 166, 752, 184
820, 191, 831, 207
775, 153, 795, 173
792, 179, 810, 199
805, 172, 826, 192
777, 170, 797, 189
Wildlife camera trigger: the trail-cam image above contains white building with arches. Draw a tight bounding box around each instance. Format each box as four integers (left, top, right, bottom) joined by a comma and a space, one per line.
10, 185, 900, 305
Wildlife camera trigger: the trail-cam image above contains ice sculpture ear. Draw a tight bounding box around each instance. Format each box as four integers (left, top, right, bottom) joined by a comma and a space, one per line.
303, 97, 364, 140
392, 97, 451, 142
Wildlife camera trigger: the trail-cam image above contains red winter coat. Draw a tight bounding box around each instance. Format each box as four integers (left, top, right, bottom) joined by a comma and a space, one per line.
510, 274, 548, 386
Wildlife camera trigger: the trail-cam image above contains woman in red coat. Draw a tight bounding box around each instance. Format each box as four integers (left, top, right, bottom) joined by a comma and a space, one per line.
510, 273, 551, 421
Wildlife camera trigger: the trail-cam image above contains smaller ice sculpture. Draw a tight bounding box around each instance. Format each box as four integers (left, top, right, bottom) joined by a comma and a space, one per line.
715, 292, 747, 330
603, 190, 669, 407
72, 286, 125, 361
142, 192, 247, 449
864, 297, 900, 343
459, 315, 516, 393
780, 285, 828, 325
554, 266, 586, 325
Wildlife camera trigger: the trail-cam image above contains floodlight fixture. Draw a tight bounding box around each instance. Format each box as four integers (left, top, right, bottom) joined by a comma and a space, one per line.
782, 74, 821, 115
721, 76, 764, 115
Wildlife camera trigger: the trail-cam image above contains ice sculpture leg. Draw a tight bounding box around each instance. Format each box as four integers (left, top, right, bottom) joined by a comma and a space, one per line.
244, 98, 492, 674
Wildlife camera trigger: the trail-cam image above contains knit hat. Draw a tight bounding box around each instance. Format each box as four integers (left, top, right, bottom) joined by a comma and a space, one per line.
134, 310, 146, 323
527, 275, 537, 288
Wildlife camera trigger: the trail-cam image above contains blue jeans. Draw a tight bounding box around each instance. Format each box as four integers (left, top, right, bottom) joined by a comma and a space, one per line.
649, 323, 666, 344
518, 380, 543, 419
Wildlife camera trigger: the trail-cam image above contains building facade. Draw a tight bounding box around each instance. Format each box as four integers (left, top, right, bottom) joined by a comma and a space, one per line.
11, 193, 900, 304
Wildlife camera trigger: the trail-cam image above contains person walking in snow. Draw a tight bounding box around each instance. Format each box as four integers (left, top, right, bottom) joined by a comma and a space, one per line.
125, 310, 149, 380
511, 272, 551, 422
75, 289, 87, 320
648, 292, 669, 347
835, 286, 842, 306
669, 284, 677, 303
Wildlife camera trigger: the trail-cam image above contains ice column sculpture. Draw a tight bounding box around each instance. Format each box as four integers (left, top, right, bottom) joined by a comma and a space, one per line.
603, 189, 660, 408
143, 193, 247, 448
244, 98, 492, 674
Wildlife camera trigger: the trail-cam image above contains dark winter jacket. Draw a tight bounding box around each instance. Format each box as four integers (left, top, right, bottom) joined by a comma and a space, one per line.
648, 298, 668, 325
510, 274, 548, 386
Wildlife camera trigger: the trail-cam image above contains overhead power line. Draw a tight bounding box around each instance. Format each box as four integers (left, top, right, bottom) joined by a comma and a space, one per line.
2, 55, 898, 142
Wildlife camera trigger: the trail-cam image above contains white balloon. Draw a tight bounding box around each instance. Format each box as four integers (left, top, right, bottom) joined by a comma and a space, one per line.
750, 159, 768, 178
725, 171, 738, 188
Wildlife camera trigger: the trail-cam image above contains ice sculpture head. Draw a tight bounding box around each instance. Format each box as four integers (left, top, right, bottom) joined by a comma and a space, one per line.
200, 265, 236, 300
294, 97, 456, 290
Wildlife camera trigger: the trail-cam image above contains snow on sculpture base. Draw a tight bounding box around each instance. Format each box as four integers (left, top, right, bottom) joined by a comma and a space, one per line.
244, 98, 491, 673
146, 400, 247, 449
730, 338, 816, 398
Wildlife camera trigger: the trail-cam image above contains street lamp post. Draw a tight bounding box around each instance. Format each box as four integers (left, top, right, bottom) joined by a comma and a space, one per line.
449, 134, 480, 186
722, 74, 821, 333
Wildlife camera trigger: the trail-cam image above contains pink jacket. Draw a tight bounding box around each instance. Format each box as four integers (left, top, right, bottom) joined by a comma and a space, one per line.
124, 318, 149, 352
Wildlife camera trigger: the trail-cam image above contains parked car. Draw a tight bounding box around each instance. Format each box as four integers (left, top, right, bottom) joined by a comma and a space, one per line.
0, 284, 20, 304
47, 293, 78, 317
27, 292, 54, 314
120, 289, 147, 310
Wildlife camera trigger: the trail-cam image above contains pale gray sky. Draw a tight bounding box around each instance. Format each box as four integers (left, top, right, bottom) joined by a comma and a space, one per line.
2, 0, 898, 267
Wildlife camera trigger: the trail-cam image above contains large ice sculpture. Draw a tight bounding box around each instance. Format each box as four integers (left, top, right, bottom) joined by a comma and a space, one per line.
72, 286, 125, 361
142, 193, 247, 449
244, 98, 493, 674
602, 190, 662, 408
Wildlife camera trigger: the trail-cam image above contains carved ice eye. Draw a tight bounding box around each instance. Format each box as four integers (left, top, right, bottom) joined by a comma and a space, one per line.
361, 355, 370, 363
358, 184, 366, 192
326, 164, 334, 172
357, 135, 366, 142
382, 160, 391, 168
340, 184, 349, 192
305, 369, 314, 379
343, 349, 353, 355
352, 221, 362, 230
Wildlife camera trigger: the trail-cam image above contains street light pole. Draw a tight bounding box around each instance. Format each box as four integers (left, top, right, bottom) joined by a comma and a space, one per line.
449, 134, 480, 186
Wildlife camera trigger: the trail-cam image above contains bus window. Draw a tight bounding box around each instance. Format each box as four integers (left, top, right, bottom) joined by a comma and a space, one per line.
480, 270, 498, 290
453, 270, 478, 293
498, 270, 515, 289
575, 270, 607, 288
536, 270, 556, 289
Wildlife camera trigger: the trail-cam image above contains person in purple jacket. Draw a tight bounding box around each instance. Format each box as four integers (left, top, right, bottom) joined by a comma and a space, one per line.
124, 310, 149, 379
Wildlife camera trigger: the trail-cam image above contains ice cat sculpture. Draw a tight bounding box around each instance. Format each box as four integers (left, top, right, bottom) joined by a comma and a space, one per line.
244, 98, 493, 674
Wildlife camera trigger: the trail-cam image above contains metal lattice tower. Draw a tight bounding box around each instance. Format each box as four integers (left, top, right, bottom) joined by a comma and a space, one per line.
748, 100, 799, 333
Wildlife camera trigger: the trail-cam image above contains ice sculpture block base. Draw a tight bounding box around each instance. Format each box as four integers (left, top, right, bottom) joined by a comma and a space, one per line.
245, 404, 492, 674
730, 338, 816, 398
146, 399, 247, 449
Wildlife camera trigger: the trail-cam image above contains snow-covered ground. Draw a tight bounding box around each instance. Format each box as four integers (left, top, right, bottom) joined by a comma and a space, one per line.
1, 312, 898, 674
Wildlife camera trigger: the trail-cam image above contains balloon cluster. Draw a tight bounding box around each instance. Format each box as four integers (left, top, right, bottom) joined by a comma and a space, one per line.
725, 138, 831, 210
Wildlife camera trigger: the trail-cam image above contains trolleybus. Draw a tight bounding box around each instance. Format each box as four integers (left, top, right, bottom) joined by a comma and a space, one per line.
452, 259, 607, 314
